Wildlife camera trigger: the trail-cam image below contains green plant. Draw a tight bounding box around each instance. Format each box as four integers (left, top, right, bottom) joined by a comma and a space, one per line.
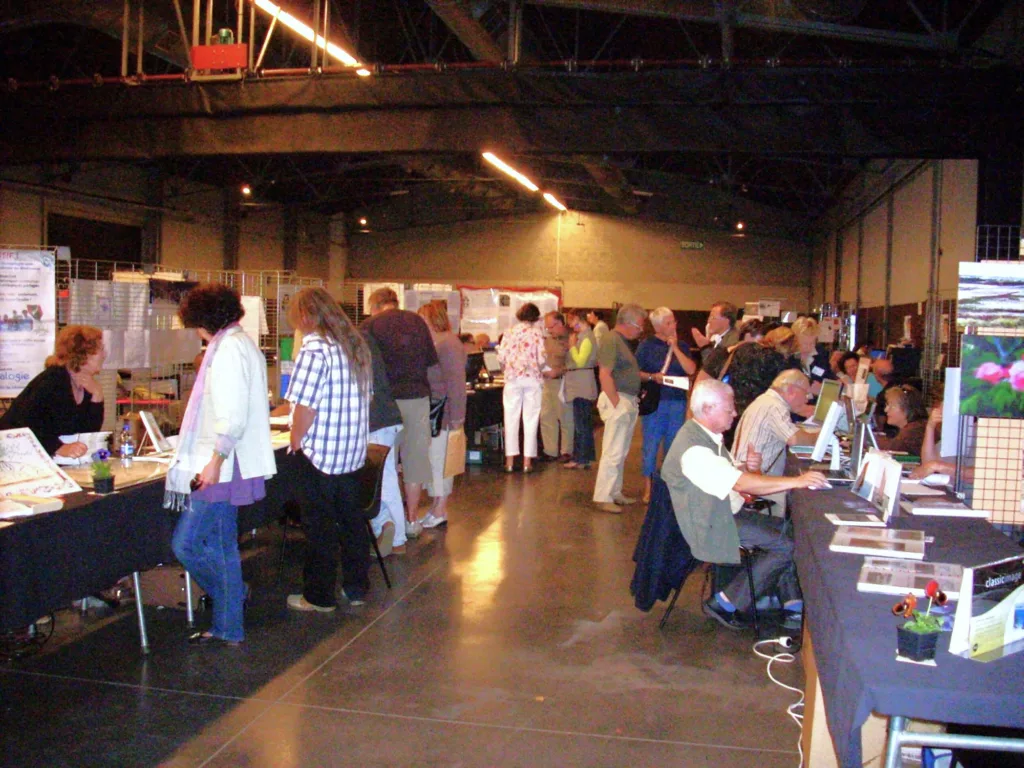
90, 449, 112, 479
892, 581, 948, 634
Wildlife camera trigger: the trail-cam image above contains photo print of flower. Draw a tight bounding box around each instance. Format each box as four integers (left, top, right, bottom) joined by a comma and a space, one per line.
960, 334, 1024, 418
957, 261, 1024, 330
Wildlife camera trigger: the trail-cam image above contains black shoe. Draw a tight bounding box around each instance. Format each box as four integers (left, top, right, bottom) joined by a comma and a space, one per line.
188, 631, 241, 647
702, 599, 749, 631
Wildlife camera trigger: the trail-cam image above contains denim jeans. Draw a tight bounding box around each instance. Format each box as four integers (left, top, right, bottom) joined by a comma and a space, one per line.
640, 397, 687, 477
171, 499, 244, 642
571, 398, 596, 464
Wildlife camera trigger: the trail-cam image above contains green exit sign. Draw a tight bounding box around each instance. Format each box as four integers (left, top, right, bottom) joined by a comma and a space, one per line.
679, 240, 705, 250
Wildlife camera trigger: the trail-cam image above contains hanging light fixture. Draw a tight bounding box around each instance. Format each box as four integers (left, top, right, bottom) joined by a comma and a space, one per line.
252, 0, 360, 66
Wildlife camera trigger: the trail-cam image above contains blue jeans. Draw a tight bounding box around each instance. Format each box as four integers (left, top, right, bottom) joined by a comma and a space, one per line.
640, 397, 687, 477
171, 499, 244, 642
571, 398, 596, 464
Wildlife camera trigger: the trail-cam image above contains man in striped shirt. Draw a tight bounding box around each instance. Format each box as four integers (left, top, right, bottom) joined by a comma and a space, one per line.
285, 288, 373, 612
731, 369, 818, 480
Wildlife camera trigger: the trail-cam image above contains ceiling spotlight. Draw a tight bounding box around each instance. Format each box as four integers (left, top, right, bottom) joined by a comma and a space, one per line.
359, 217, 368, 226
481, 151, 539, 192
735, 221, 744, 231
543, 192, 567, 212
241, 184, 252, 196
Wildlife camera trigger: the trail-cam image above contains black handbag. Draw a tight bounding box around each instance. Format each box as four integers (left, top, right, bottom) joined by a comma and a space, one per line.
429, 396, 447, 437
638, 348, 673, 416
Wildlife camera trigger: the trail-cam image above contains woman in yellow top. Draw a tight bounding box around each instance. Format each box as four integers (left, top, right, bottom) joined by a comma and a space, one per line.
563, 308, 599, 469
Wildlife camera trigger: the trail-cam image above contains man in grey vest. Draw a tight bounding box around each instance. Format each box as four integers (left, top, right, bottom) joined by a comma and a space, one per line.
661, 379, 828, 630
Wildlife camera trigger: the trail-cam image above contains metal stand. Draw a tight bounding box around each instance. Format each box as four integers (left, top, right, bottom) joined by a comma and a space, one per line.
884, 715, 1024, 768
184, 572, 195, 629
130, 571, 150, 655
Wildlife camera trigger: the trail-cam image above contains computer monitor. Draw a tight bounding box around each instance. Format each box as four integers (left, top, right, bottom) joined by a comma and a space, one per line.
810, 379, 843, 425
483, 350, 501, 375
811, 401, 844, 463
465, 352, 485, 383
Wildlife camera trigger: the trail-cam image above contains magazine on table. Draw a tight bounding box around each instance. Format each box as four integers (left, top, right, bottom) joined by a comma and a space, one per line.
949, 554, 1024, 662
857, 556, 963, 599
829, 526, 926, 560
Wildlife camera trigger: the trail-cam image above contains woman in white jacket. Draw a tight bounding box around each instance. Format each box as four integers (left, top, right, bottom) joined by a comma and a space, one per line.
167, 283, 276, 647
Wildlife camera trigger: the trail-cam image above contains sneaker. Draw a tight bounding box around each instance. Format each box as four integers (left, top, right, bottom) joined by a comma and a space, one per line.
593, 501, 623, 514
287, 594, 336, 613
376, 521, 395, 558
406, 519, 423, 539
702, 598, 748, 631
421, 513, 448, 529
342, 589, 366, 607
612, 494, 638, 506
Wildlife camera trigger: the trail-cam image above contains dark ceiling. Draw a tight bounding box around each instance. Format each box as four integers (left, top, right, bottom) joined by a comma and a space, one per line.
0, 0, 1021, 241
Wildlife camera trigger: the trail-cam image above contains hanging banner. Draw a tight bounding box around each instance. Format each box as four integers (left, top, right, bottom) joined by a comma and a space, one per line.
0, 248, 56, 397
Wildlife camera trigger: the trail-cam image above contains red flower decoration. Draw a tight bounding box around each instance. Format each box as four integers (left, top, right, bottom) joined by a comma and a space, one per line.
925, 580, 940, 598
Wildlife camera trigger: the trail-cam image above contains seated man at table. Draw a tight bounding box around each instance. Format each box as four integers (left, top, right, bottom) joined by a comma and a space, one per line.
661, 379, 828, 630
732, 370, 819, 476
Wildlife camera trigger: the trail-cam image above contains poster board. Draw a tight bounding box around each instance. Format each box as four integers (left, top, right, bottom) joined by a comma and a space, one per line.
0, 248, 56, 397
458, 287, 560, 340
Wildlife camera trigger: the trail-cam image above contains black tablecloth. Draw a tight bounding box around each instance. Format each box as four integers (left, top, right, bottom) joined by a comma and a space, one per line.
0, 448, 302, 631
791, 486, 1024, 768
464, 385, 503, 438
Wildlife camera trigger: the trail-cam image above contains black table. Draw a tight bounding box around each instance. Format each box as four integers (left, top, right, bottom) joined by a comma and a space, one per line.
464, 383, 503, 439
0, 447, 300, 635
791, 486, 1024, 767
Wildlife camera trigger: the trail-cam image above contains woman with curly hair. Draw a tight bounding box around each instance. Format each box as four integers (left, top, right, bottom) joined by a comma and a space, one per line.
168, 283, 276, 646
0, 325, 106, 457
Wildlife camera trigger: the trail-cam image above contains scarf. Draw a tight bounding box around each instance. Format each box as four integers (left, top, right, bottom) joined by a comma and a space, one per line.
163, 324, 237, 511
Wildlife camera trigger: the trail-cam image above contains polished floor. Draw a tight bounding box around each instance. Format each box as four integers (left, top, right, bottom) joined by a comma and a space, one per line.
0, 434, 804, 767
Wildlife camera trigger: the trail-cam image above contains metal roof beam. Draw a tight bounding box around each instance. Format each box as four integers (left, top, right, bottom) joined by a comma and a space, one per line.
423, 0, 505, 62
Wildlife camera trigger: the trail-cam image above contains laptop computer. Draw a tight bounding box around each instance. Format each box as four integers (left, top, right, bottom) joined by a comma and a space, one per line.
803, 379, 842, 429
483, 350, 501, 375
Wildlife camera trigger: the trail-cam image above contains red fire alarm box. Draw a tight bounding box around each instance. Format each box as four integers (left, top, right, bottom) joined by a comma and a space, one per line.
191, 44, 248, 70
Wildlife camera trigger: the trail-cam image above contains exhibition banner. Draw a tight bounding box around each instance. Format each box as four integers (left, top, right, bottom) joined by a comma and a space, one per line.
0, 248, 56, 397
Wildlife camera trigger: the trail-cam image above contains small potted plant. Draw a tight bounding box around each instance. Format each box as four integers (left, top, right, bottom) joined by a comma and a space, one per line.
91, 449, 115, 494
892, 580, 948, 661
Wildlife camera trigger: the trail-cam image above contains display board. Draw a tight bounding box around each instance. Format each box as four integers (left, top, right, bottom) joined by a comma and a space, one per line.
0, 248, 57, 398
458, 287, 560, 341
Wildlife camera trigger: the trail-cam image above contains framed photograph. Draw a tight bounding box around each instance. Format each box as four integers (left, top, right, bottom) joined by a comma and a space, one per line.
959, 335, 1024, 419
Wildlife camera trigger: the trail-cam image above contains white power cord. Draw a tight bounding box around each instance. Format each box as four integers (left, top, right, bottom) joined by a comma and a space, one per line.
753, 637, 805, 768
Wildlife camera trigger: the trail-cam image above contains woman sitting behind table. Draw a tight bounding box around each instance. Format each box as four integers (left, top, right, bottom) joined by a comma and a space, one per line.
876, 385, 929, 455
168, 283, 276, 647
0, 325, 106, 458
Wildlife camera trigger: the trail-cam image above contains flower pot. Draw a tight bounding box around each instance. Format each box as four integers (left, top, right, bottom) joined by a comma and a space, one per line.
93, 476, 115, 494
897, 625, 939, 661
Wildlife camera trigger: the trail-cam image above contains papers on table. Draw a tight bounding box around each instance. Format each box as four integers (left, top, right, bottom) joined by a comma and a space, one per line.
857, 557, 963, 599
0, 428, 81, 497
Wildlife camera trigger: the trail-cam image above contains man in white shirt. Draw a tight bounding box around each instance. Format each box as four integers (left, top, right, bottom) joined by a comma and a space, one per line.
661, 379, 827, 630
732, 369, 819, 477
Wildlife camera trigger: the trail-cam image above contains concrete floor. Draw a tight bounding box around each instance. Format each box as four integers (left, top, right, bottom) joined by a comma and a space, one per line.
0, 434, 804, 767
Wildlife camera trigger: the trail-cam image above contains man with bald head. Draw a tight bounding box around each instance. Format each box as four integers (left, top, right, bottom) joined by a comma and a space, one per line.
661, 378, 827, 630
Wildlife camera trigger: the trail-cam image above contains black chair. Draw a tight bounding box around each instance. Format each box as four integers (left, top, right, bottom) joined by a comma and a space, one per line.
356, 443, 393, 590
278, 444, 393, 590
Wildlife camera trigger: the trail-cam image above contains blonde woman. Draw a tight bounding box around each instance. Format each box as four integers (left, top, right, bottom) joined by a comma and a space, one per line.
790, 316, 835, 397
417, 301, 467, 527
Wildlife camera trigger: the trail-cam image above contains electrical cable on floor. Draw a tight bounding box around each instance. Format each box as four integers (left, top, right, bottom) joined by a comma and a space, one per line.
753, 637, 805, 768
0, 614, 55, 662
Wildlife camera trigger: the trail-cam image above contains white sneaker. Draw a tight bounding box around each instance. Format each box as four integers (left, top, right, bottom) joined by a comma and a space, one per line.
421, 513, 448, 529
406, 519, 423, 539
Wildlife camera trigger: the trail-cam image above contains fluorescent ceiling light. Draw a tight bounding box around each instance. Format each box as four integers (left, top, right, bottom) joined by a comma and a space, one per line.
253, 0, 360, 67
482, 152, 539, 192
543, 192, 567, 212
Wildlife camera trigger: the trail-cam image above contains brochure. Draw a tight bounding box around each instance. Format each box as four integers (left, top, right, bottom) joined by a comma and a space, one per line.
829, 527, 926, 560
857, 556, 963, 599
949, 554, 1024, 662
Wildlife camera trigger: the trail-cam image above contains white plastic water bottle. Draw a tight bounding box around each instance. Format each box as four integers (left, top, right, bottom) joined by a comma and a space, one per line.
119, 421, 135, 468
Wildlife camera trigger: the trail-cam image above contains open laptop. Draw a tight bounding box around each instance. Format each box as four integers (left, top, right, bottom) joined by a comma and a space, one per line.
483, 350, 501, 376
803, 379, 842, 429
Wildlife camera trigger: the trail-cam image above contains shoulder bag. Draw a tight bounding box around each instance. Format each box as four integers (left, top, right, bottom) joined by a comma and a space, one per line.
638, 347, 673, 416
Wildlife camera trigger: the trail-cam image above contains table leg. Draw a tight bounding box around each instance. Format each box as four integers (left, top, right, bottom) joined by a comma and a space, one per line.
883, 716, 907, 768
184, 571, 195, 629
130, 571, 150, 655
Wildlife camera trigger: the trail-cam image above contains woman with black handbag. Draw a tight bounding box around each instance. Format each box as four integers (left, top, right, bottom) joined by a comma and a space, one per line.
635, 308, 697, 504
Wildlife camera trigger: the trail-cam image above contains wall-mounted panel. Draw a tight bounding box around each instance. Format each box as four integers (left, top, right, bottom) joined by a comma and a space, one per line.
890, 167, 933, 305
860, 203, 890, 306
839, 223, 859, 304
0, 188, 43, 245
938, 159, 979, 293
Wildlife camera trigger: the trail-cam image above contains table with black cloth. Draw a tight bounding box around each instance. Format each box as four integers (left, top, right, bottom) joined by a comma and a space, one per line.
0, 446, 301, 635
464, 383, 503, 440
790, 484, 1024, 767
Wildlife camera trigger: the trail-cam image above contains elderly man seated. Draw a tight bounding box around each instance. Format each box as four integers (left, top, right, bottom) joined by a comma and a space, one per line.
661, 379, 828, 630
732, 369, 819, 477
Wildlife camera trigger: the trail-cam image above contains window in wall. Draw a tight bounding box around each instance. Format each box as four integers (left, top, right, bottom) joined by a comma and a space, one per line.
47, 214, 142, 265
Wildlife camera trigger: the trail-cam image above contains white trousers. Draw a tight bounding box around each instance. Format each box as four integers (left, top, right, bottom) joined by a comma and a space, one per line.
593, 392, 639, 502
503, 377, 542, 458
426, 427, 454, 498
368, 425, 406, 546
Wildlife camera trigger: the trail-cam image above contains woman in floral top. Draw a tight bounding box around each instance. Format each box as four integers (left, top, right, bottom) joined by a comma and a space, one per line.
496, 303, 546, 472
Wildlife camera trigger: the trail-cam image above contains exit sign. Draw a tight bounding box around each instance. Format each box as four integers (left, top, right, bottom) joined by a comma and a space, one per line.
679, 241, 705, 250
